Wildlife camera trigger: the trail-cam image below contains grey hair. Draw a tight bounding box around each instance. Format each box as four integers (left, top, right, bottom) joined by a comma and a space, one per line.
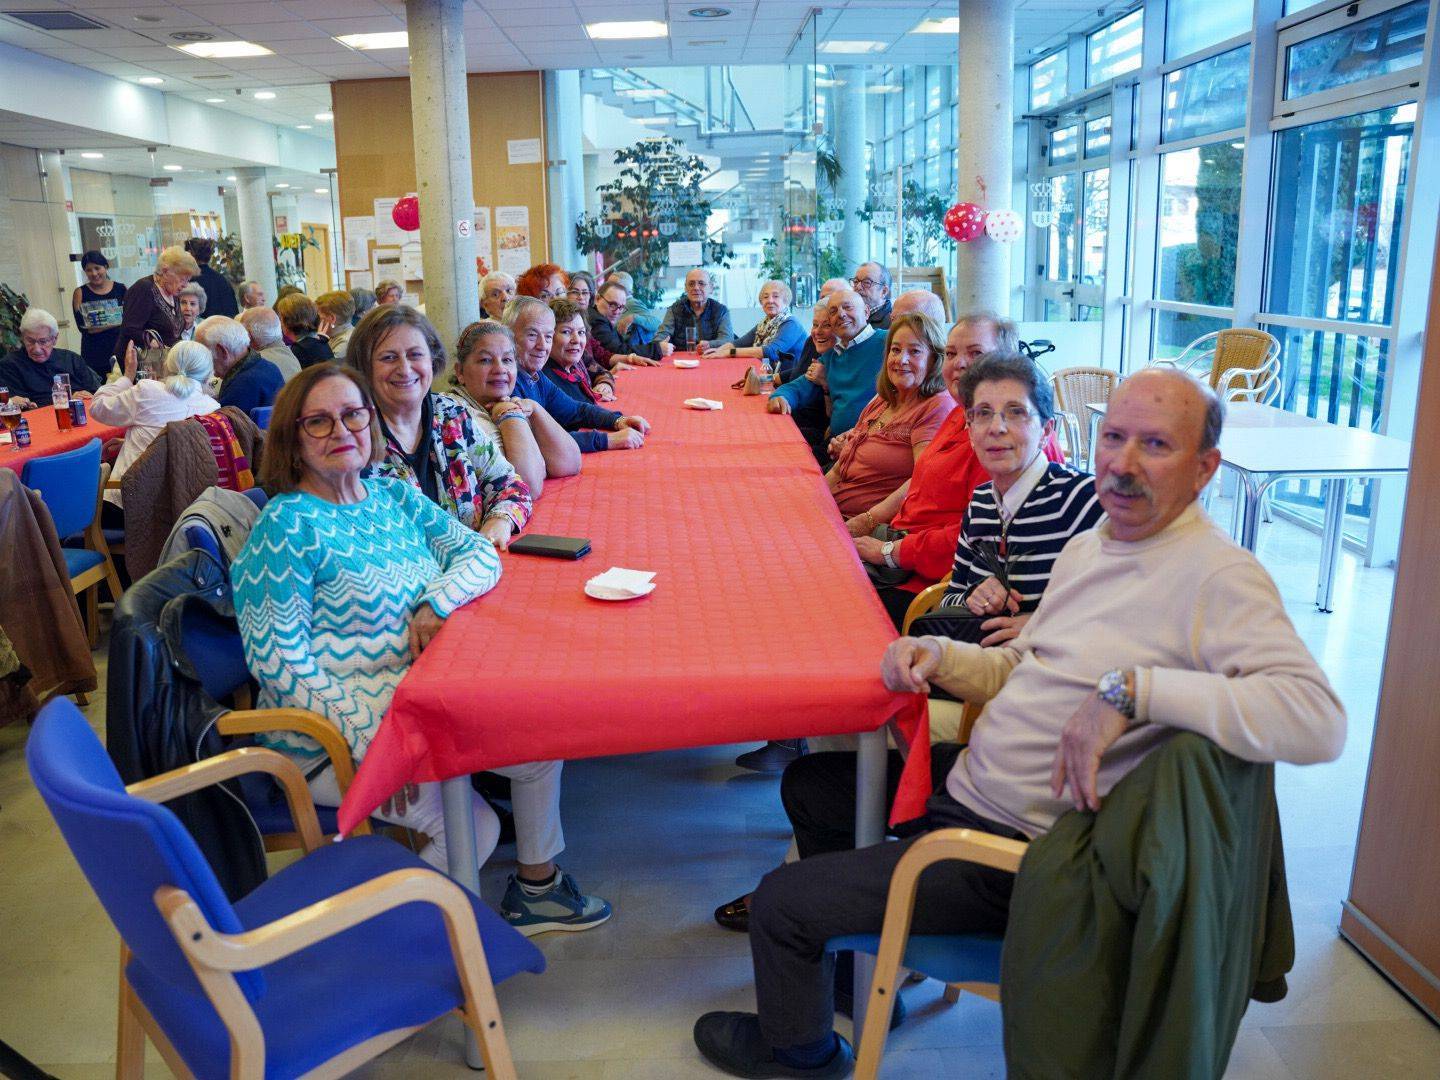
156, 245, 200, 277
161, 340, 214, 399
954, 311, 1020, 355
238, 306, 283, 348
858, 261, 892, 291
501, 295, 552, 327
819, 277, 850, 297
240, 280, 263, 298
605, 269, 634, 290
1198, 381, 1225, 451
178, 281, 207, 310
480, 271, 515, 293
18, 308, 58, 336
759, 279, 792, 306
375, 278, 404, 301
195, 315, 250, 361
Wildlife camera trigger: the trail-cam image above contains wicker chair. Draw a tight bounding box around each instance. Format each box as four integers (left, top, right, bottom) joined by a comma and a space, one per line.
1154, 328, 1280, 403
1049, 366, 1121, 466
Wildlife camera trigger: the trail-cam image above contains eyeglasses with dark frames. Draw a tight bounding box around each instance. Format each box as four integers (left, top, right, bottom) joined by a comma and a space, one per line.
296, 406, 373, 439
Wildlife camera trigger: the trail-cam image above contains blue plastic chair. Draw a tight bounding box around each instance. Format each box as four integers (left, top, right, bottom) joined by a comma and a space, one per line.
249, 406, 273, 430
828, 828, 1027, 1079
22, 437, 123, 646
27, 698, 545, 1080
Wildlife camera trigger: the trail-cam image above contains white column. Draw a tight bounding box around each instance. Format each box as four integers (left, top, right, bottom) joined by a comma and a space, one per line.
834, 66, 868, 269
234, 167, 276, 304
955, 0, 1016, 313
544, 69, 586, 269
406, 0, 478, 347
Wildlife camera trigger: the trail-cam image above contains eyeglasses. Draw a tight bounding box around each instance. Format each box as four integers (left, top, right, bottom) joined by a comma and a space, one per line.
297, 406, 373, 438
851, 277, 883, 288
965, 405, 1038, 428
22, 335, 57, 348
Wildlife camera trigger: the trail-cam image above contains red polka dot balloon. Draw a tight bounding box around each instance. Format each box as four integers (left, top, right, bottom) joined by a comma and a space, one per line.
392, 195, 420, 232
944, 202, 987, 242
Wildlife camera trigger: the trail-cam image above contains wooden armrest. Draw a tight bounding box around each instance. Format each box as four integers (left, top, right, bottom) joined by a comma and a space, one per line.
901, 574, 954, 635
104, 479, 123, 490
127, 746, 324, 853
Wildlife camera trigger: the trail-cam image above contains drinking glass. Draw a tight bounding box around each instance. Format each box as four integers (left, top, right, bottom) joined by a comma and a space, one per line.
0, 403, 21, 452
684, 327, 698, 352
0, 385, 10, 406
52, 373, 71, 395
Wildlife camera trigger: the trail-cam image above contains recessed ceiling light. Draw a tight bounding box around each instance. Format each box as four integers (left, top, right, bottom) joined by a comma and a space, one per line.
81, 152, 104, 160
163, 164, 183, 172
137, 76, 164, 85
335, 31, 409, 50
253, 90, 276, 100
175, 40, 273, 59
133, 14, 163, 23
205, 97, 224, 103
275, 182, 290, 189
314, 188, 330, 195
315, 112, 334, 121
819, 41, 887, 54
911, 17, 959, 34
296, 124, 313, 130
585, 20, 668, 40
687, 7, 731, 17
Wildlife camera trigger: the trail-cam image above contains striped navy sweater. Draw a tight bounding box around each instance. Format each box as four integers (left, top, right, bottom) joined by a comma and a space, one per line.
940, 462, 1105, 611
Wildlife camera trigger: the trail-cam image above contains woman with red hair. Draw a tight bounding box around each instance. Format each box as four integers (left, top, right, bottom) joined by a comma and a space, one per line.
516, 263, 568, 301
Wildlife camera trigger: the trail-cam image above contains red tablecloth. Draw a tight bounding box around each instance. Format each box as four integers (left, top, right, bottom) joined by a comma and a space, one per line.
0, 405, 124, 474
339, 357, 923, 833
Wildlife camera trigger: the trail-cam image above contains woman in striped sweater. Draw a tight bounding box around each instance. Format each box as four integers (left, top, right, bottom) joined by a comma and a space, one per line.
940, 353, 1106, 646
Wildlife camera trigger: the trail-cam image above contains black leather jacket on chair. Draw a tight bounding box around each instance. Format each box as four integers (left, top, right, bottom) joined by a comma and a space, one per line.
106, 547, 266, 900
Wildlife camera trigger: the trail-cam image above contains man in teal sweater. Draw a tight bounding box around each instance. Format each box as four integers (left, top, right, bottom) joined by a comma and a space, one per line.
767, 290, 884, 444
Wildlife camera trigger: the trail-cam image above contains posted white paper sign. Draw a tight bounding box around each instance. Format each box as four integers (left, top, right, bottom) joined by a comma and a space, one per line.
668, 240, 703, 267
506, 138, 542, 165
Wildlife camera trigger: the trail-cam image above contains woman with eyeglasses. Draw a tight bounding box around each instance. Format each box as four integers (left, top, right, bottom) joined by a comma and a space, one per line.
117, 244, 201, 358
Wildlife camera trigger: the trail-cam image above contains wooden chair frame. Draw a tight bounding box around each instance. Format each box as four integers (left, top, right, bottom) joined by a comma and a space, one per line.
900, 575, 982, 745
852, 828, 1028, 1080
116, 746, 519, 1080
69, 462, 125, 649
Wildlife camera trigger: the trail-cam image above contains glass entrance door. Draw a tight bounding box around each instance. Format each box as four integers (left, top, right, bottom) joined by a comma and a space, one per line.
1030, 107, 1111, 322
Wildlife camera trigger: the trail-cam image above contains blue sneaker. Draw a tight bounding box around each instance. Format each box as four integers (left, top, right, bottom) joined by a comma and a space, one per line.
500, 869, 613, 936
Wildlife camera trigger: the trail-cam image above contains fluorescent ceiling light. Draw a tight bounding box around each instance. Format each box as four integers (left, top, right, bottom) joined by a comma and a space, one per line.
253, 90, 276, 100
911, 17, 959, 34
585, 20, 668, 40
315, 187, 330, 194
296, 124, 313, 130
204, 97, 223, 103
315, 112, 334, 121
174, 40, 273, 58
137, 76, 164, 85
81, 152, 104, 159
819, 40, 886, 54
275, 182, 290, 189
162, 164, 183, 171
335, 31, 409, 51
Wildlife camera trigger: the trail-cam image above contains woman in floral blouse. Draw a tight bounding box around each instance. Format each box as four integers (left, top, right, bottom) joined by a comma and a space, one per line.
347, 304, 532, 549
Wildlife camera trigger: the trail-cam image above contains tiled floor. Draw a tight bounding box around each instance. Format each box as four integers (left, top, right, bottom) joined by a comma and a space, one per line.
2, 504, 1438, 1078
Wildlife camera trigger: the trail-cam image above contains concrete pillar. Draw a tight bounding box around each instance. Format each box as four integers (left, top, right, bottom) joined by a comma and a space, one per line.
234, 167, 276, 305
833, 66, 868, 269
955, 0, 1016, 314
544, 69, 586, 270
406, 0, 478, 346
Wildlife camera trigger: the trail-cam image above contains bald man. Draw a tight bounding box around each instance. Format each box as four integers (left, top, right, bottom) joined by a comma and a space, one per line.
696, 367, 1346, 1077
768, 289, 884, 440
889, 288, 945, 323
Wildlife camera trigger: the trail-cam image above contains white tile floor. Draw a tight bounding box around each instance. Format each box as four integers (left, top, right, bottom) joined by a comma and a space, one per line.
2, 502, 1438, 1078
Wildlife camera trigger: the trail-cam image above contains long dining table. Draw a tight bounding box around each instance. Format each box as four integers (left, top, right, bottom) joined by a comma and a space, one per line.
0, 403, 123, 473
339, 356, 916, 914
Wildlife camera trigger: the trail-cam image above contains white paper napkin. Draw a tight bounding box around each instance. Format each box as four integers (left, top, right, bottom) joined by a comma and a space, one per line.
684, 397, 724, 410
588, 567, 656, 594
673, 358, 700, 368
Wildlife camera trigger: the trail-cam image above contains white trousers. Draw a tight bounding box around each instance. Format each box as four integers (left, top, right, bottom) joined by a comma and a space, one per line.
309, 758, 566, 872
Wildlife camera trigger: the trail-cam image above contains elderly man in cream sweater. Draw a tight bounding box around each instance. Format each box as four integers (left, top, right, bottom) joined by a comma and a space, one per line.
693, 367, 1347, 1079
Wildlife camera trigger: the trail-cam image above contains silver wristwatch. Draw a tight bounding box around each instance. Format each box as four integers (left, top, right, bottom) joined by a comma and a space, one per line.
1096, 668, 1136, 720
881, 540, 899, 569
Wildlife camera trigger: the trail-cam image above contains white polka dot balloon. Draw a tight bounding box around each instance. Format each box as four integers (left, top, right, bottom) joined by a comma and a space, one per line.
985, 209, 1022, 243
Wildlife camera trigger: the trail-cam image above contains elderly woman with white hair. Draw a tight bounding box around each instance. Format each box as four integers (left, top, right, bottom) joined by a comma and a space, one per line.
177, 281, 207, 341
480, 271, 516, 320
701, 279, 807, 372
0, 307, 101, 408
89, 338, 221, 527
117, 244, 200, 356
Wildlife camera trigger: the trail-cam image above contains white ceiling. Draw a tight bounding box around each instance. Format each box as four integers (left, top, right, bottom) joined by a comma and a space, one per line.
0, 1, 1131, 135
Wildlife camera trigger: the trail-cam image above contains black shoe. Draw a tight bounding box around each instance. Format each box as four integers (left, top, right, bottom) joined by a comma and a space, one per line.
714, 893, 751, 933
693, 1012, 854, 1078
735, 740, 804, 773
833, 951, 907, 1031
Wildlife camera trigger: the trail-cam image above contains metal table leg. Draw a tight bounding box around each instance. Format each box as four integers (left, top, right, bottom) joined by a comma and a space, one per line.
441, 775, 486, 1069
1238, 471, 1267, 551
851, 728, 889, 1040
1316, 478, 1349, 612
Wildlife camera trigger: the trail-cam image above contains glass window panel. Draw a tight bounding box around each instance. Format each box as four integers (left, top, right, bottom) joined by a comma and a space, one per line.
1157, 141, 1243, 305
1284, 0, 1427, 102
1284, 0, 1326, 12
1166, 0, 1251, 60
926, 66, 943, 113
886, 86, 901, 131
1088, 9, 1144, 86
1050, 125, 1079, 165
945, 106, 957, 147
1162, 46, 1251, 142
925, 113, 941, 156
1085, 116, 1112, 157
1030, 51, 1068, 109
925, 154, 941, 191
904, 73, 919, 126
1154, 309, 1231, 359
903, 125, 917, 163
1266, 103, 1415, 324
1081, 168, 1109, 285
1044, 174, 1078, 282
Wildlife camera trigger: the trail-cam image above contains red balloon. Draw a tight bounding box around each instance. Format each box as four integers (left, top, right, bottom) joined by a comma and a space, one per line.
392, 195, 420, 232
944, 201, 987, 242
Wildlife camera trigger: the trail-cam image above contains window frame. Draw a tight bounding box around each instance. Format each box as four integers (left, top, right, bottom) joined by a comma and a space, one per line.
1087, 8, 1146, 88
1272, 0, 1428, 120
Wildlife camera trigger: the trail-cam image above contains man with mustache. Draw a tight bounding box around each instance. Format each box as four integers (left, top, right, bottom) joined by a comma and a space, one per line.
694, 367, 1346, 1078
